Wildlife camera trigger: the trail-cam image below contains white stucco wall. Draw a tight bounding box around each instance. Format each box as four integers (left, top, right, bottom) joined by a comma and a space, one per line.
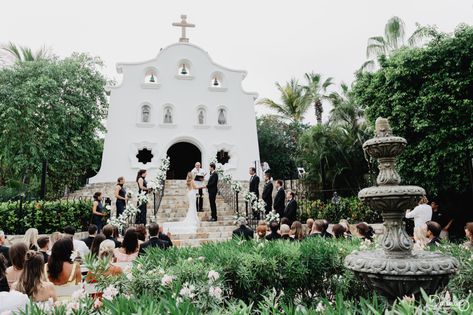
90, 42, 260, 183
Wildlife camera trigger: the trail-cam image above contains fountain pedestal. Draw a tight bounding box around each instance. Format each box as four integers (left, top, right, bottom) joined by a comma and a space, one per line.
344, 118, 458, 300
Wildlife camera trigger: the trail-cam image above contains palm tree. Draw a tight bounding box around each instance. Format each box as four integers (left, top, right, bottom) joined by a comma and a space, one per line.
361, 16, 434, 71
303, 72, 335, 125
1, 42, 50, 63
257, 79, 309, 123
329, 83, 364, 130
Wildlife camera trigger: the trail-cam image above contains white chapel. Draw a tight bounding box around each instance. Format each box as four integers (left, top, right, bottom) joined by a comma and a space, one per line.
90, 15, 260, 183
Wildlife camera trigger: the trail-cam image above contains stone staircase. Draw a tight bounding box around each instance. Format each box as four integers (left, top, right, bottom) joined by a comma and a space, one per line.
69, 180, 237, 247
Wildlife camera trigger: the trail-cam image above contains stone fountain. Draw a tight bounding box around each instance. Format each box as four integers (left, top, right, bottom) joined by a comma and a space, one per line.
344, 117, 458, 300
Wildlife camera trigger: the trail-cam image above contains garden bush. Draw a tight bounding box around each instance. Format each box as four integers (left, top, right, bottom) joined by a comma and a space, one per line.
0, 199, 92, 234
298, 196, 383, 223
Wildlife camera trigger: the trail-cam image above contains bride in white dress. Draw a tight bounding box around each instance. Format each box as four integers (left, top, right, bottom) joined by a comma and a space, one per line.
162, 172, 200, 234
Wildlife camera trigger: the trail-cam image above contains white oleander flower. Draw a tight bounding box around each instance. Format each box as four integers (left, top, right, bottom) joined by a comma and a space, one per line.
105, 205, 112, 211
208, 270, 220, 282
69, 249, 80, 262
198, 256, 205, 261
66, 302, 79, 315
315, 301, 325, 312
71, 288, 86, 301
179, 283, 196, 299
208, 286, 223, 301
103, 285, 119, 301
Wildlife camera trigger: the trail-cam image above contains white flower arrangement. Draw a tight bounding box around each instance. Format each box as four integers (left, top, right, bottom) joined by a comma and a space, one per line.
137, 191, 148, 206
252, 199, 266, 214
244, 191, 257, 203
105, 205, 112, 211
265, 211, 280, 224
230, 181, 242, 193
107, 204, 141, 230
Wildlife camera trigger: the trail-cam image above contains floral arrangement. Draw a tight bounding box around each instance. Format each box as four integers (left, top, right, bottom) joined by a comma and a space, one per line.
106, 204, 141, 230
265, 210, 280, 224
136, 191, 148, 206
244, 191, 257, 203
252, 199, 266, 214
148, 155, 170, 191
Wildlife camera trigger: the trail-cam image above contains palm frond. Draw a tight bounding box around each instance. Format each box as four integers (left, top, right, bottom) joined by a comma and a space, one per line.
366, 36, 386, 58
2, 42, 23, 61
407, 24, 438, 47
384, 16, 406, 50
359, 60, 376, 72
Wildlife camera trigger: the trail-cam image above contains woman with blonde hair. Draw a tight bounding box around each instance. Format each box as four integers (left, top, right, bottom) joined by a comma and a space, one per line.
162, 172, 200, 234
23, 228, 39, 251
13, 251, 56, 302
413, 224, 429, 250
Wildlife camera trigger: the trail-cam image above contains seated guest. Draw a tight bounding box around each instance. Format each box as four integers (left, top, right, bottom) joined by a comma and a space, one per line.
90, 234, 106, 257
135, 225, 147, 244
280, 217, 290, 227
232, 218, 254, 240
339, 219, 352, 238
0, 255, 8, 292
23, 228, 39, 251
158, 225, 173, 249
425, 221, 442, 247
86, 240, 123, 282
63, 226, 89, 258
256, 225, 268, 241
356, 222, 374, 242
12, 251, 56, 302
0, 230, 10, 266
46, 238, 81, 285
413, 224, 429, 250
81, 225, 98, 249
280, 224, 294, 241
6, 242, 28, 288
103, 224, 121, 248
113, 228, 139, 262
112, 226, 122, 243
332, 224, 346, 239
37, 236, 50, 263
305, 219, 314, 236
0, 290, 29, 314
307, 220, 324, 237
139, 224, 168, 254
321, 220, 333, 238
464, 222, 473, 249
290, 221, 305, 241
49, 232, 62, 251
266, 221, 282, 241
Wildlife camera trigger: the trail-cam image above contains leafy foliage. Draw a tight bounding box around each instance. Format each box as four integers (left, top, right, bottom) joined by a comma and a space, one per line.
256, 116, 308, 179
0, 199, 92, 234
0, 53, 108, 196
353, 25, 473, 202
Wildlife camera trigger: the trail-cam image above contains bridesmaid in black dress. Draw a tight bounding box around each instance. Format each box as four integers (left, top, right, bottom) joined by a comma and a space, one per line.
136, 170, 149, 225
114, 176, 127, 217
91, 192, 106, 232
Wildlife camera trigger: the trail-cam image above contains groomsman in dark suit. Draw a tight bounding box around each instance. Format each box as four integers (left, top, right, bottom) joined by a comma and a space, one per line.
206, 163, 219, 221
273, 180, 285, 218
262, 173, 273, 214
139, 223, 168, 254
249, 167, 260, 198
283, 190, 298, 225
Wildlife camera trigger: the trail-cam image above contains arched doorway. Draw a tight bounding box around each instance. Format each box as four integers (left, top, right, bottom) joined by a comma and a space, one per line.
166, 142, 202, 179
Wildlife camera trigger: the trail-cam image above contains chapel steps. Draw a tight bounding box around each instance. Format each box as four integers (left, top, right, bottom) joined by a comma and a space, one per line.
69, 179, 238, 247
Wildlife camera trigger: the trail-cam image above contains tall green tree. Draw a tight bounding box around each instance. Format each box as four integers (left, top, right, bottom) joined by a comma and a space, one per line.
362, 16, 437, 71
257, 79, 309, 123
303, 72, 335, 124
0, 53, 108, 197
353, 24, 473, 216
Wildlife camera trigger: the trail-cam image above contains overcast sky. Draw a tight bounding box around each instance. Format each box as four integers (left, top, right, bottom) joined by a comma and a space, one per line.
1, 0, 472, 124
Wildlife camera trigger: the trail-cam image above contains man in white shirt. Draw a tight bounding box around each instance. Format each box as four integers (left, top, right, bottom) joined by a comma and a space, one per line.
64, 226, 90, 258
191, 162, 206, 212
405, 196, 432, 227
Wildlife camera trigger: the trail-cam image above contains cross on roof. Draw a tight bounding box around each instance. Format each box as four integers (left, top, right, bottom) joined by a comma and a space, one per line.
172, 15, 195, 43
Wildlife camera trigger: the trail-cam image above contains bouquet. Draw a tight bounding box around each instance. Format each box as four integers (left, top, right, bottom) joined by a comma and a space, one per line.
265, 211, 280, 224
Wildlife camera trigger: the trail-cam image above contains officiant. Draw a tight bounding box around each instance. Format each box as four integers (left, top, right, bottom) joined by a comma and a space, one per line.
192, 162, 206, 212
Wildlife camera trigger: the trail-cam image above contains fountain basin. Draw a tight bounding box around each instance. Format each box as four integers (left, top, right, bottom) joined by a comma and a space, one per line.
345, 250, 459, 300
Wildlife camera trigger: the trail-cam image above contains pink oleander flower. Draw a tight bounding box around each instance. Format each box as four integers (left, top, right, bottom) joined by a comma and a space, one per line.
208, 270, 220, 282
103, 285, 119, 301
208, 286, 223, 301
161, 275, 175, 286
93, 299, 103, 309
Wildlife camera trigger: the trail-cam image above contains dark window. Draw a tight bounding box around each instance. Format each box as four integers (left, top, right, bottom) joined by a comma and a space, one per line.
217, 150, 230, 165
136, 148, 153, 164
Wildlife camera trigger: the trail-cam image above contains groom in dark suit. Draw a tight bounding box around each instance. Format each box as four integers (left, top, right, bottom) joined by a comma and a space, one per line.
206, 163, 219, 221
262, 173, 273, 214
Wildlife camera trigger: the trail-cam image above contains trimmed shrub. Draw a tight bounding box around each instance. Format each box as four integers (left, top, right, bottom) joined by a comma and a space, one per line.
0, 199, 92, 234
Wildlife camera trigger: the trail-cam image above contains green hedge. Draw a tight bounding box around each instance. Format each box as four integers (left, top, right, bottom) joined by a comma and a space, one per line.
0, 199, 92, 234
298, 196, 383, 223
